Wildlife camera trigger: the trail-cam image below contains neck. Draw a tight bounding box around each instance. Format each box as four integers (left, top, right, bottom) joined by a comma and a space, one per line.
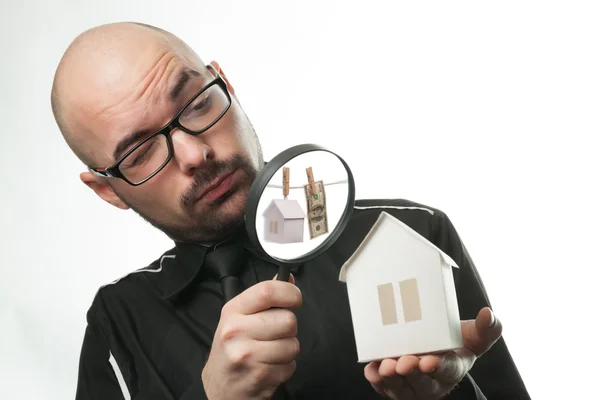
172, 229, 242, 249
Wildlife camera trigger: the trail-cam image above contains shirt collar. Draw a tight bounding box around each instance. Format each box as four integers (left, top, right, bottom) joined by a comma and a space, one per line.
160, 225, 253, 301
159, 240, 210, 301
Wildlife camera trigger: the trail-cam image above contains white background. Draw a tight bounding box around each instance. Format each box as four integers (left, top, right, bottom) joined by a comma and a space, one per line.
1, 1, 598, 399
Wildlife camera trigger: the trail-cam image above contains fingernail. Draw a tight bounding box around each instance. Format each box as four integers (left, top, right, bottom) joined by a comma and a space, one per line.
488, 309, 496, 327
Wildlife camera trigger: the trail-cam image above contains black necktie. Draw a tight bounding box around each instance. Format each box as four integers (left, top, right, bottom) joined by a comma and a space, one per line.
202, 242, 247, 302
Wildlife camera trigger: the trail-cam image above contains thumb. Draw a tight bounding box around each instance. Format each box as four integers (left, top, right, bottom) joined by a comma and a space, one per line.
273, 272, 295, 285
461, 307, 503, 357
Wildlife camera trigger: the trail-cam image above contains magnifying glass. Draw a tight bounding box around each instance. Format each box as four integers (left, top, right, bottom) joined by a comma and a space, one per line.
244, 143, 356, 281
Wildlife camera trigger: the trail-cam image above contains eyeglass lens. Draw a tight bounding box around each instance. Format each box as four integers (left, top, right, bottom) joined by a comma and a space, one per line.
119, 82, 229, 184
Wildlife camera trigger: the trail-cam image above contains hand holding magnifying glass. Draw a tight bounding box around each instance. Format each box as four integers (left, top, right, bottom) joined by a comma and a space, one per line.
202, 144, 356, 400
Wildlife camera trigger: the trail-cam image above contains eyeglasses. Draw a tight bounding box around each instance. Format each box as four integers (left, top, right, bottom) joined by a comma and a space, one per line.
88, 64, 232, 186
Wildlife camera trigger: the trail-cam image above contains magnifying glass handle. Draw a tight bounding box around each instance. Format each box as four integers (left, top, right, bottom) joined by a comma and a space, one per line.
277, 264, 291, 282
273, 265, 295, 399
273, 265, 292, 400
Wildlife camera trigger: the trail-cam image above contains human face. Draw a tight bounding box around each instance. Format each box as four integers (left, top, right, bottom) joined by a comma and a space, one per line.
82, 50, 263, 243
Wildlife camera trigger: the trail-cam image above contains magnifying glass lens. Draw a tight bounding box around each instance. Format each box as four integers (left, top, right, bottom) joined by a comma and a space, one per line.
254, 150, 351, 262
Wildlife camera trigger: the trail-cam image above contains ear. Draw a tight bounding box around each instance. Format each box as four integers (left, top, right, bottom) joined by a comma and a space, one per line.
80, 171, 130, 210
209, 61, 236, 96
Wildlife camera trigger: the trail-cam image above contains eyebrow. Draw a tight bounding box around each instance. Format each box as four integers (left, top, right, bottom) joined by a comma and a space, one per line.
170, 69, 201, 101
112, 68, 204, 161
113, 129, 152, 161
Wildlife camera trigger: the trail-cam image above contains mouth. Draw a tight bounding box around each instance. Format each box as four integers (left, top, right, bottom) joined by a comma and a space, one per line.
196, 169, 238, 203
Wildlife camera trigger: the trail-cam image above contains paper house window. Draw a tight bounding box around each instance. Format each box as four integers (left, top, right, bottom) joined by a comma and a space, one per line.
263, 199, 306, 243
339, 211, 463, 362
377, 279, 422, 326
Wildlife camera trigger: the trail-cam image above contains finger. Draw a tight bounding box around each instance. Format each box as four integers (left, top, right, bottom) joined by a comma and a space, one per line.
228, 280, 302, 315
253, 361, 296, 393
273, 273, 296, 285
364, 361, 384, 386
378, 358, 398, 377
406, 372, 440, 398
246, 308, 297, 340
461, 307, 503, 357
430, 352, 467, 384
418, 354, 444, 374
272, 360, 296, 384
253, 337, 301, 364
381, 375, 410, 400
398, 356, 443, 397
395, 355, 420, 375
367, 361, 410, 399
477, 307, 502, 339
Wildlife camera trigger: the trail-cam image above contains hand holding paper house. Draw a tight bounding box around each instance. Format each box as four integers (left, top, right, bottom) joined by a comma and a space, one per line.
339, 211, 463, 363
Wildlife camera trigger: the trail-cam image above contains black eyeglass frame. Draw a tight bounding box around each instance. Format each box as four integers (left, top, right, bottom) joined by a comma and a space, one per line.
88, 64, 232, 186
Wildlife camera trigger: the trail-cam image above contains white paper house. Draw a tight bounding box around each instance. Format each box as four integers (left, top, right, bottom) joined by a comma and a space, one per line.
263, 199, 306, 244
339, 211, 463, 363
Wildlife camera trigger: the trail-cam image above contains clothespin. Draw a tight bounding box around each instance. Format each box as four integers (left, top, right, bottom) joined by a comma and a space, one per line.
306, 167, 317, 195
283, 167, 290, 199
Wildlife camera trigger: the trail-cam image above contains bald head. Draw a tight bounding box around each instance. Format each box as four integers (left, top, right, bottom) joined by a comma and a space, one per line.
51, 22, 205, 166
52, 22, 264, 243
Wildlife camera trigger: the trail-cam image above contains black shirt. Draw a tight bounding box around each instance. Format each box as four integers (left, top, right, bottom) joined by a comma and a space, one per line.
75, 199, 530, 399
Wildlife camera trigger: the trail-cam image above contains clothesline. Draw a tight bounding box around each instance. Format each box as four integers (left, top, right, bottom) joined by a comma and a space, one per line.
266, 179, 348, 190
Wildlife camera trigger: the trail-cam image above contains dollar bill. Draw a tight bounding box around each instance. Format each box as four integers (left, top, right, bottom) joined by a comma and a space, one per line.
304, 180, 329, 239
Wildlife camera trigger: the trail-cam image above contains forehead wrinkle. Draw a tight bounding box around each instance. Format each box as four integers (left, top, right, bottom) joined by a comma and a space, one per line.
94, 53, 181, 140
81, 54, 174, 125
133, 51, 178, 107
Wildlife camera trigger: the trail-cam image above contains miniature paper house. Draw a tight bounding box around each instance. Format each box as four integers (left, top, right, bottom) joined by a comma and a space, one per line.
263, 199, 306, 244
339, 211, 463, 363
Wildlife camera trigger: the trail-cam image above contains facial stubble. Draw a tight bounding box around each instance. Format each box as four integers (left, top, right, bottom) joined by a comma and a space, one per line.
114, 153, 262, 244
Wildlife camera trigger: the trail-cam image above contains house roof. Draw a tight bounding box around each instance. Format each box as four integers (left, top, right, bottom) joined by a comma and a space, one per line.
338, 211, 459, 282
263, 199, 306, 220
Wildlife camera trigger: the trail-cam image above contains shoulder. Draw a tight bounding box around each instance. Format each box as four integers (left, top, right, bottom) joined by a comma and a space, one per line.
85, 247, 177, 324
348, 198, 472, 272
351, 198, 451, 238
328, 198, 453, 264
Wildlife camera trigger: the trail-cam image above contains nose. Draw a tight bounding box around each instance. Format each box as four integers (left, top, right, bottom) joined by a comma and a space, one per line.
170, 129, 214, 175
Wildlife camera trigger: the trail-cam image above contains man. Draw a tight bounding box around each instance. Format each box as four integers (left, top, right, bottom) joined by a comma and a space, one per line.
51, 22, 529, 399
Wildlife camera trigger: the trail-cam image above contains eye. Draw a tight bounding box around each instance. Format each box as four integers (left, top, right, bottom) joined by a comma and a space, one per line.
194, 97, 211, 111
184, 94, 213, 118
130, 147, 152, 165
122, 140, 157, 168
